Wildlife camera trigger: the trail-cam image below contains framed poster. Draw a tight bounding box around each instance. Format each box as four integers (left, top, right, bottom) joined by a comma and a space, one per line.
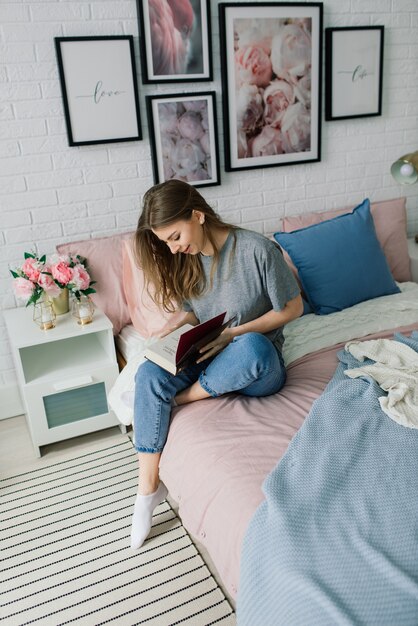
219, 2, 323, 172
146, 91, 220, 187
55, 36, 142, 146
325, 26, 384, 121
138, 0, 213, 83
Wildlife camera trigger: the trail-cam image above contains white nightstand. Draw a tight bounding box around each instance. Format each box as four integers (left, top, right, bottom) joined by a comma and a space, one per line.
4, 306, 126, 457
407, 237, 418, 283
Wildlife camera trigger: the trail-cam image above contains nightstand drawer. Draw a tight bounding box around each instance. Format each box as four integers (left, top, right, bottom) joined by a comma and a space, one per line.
24, 364, 119, 446
43, 381, 108, 429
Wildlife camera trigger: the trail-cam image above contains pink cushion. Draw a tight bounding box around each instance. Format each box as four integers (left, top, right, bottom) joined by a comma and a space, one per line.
282, 198, 411, 282
122, 239, 187, 338
57, 232, 134, 335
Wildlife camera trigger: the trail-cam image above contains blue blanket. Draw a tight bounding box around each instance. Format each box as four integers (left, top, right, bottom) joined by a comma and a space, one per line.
237, 332, 418, 626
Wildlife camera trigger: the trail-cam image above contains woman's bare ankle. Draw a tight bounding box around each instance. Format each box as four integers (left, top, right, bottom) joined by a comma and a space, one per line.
138, 480, 160, 496
175, 382, 211, 406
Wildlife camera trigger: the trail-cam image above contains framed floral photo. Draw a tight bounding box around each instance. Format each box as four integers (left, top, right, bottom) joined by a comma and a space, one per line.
138, 0, 213, 83
219, 2, 323, 172
55, 36, 142, 146
325, 26, 384, 121
146, 91, 220, 187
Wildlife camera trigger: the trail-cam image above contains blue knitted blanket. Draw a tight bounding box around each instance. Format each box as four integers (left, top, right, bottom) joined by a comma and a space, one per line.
237, 332, 418, 626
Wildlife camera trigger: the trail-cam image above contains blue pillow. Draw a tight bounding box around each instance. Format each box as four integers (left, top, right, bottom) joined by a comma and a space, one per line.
274, 199, 400, 315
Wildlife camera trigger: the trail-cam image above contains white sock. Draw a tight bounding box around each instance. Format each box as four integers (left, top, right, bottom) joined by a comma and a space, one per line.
130, 482, 168, 550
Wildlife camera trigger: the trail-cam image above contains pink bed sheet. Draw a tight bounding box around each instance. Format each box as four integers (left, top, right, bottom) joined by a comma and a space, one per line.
159, 323, 418, 600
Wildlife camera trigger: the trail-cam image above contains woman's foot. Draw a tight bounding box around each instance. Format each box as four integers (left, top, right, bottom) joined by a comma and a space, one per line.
130, 482, 168, 550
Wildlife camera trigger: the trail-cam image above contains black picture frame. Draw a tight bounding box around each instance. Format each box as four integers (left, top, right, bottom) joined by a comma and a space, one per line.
325, 26, 384, 121
137, 0, 213, 83
146, 91, 220, 188
55, 36, 142, 146
219, 2, 323, 172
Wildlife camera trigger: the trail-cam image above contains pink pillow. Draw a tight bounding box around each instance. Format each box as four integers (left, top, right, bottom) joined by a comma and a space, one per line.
122, 239, 187, 338
282, 198, 411, 282
56, 232, 134, 335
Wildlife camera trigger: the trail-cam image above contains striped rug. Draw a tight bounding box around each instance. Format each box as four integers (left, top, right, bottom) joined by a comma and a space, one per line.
0, 436, 235, 625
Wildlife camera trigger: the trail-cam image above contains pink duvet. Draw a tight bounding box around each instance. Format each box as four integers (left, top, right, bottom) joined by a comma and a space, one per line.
159, 324, 418, 600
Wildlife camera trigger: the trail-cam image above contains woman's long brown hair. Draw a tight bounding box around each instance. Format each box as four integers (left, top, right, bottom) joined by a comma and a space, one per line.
134, 180, 237, 312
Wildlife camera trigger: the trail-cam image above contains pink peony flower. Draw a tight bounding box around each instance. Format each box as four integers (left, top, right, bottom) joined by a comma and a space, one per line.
294, 73, 311, 108
21, 257, 42, 283
237, 129, 249, 159
13, 277, 35, 301
171, 137, 205, 177
235, 44, 273, 88
178, 111, 205, 141
263, 79, 295, 128
236, 83, 264, 134
199, 131, 211, 155
281, 102, 311, 153
70, 265, 91, 291
249, 126, 284, 157
37, 273, 61, 297
161, 136, 176, 179
186, 167, 209, 182
234, 18, 279, 54
271, 24, 311, 80
51, 261, 73, 286
183, 100, 208, 113
158, 102, 179, 135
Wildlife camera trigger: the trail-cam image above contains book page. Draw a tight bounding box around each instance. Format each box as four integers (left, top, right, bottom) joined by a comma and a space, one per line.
148, 323, 195, 362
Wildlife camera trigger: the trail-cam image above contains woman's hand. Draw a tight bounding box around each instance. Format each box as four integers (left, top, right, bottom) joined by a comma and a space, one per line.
196, 327, 236, 363
158, 311, 199, 338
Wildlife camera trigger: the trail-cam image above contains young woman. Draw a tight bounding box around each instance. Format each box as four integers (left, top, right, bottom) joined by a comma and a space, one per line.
130, 179, 303, 549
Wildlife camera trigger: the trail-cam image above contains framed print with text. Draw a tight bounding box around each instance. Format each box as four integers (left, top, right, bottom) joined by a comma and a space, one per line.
219, 2, 323, 172
138, 0, 213, 83
55, 36, 142, 146
325, 26, 384, 121
146, 91, 220, 187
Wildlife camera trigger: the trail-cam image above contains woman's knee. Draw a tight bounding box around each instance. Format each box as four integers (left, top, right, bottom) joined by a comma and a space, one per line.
233, 332, 277, 368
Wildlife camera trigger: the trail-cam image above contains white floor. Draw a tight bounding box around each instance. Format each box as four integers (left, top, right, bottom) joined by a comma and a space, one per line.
0, 414, 236, 609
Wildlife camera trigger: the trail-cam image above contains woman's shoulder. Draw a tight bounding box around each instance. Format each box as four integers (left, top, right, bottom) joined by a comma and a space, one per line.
234, 228, 280, 254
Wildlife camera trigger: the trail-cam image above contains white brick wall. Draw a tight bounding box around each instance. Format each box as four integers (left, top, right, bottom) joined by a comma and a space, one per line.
1, 0, 418, 415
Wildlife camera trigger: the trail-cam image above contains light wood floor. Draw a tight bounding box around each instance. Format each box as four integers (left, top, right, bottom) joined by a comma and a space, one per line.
0, 415, 235, 608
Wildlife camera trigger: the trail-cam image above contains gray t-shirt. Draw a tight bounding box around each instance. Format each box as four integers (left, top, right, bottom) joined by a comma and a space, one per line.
183, 228, 300, 353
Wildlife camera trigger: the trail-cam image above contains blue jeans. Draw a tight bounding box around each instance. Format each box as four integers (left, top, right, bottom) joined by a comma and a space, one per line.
133, 332, 287, 453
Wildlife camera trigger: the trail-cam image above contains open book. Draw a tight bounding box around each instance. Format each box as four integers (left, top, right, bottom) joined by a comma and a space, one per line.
143, 312, 237, 375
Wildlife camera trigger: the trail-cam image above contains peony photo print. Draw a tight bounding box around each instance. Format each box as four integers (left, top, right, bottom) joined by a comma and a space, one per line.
138, 0, 213, 83
219, 2, 323, 171
146, 91, 220, 188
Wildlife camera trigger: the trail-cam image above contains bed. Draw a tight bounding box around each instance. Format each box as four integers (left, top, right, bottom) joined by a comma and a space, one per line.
57, 197, 418, 621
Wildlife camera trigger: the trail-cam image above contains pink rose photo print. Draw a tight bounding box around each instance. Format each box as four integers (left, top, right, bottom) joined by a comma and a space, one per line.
220, 3, 323, 172
138, 0, 213, 83
146, 91, 220, 188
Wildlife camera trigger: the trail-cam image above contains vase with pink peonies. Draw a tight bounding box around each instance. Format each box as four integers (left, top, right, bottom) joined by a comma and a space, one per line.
10, 252, 96, 316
